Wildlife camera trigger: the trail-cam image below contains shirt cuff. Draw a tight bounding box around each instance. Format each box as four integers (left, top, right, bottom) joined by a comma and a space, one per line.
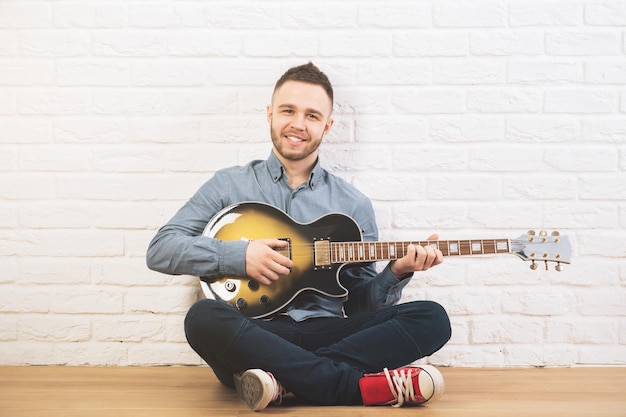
218, 239, 248, 278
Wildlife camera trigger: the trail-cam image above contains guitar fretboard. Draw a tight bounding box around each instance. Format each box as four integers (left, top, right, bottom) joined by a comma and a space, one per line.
331, 239, 511, 263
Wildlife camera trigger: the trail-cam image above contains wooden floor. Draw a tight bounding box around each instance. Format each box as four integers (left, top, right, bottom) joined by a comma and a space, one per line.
0, 366, 625, 417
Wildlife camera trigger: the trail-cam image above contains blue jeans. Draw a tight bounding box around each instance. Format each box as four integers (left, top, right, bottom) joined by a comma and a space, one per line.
184, 299, 451, 405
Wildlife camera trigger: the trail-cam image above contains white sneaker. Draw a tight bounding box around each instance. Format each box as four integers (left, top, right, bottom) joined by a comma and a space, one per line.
233, 369, 287, 411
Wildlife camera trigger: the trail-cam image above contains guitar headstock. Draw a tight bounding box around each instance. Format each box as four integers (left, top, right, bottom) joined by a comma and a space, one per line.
512, 230, 571, 271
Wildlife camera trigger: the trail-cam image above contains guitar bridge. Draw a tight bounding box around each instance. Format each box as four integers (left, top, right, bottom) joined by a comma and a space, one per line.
314, 238, 331, 268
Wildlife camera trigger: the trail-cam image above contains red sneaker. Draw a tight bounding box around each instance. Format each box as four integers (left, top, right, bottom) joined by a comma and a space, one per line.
359, 364, 444, 407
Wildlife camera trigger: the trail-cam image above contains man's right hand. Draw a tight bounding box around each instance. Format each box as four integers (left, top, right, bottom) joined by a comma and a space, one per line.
245, 239, 293, 285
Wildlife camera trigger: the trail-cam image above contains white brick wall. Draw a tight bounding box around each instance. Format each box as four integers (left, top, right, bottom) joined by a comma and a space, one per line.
0, 0, 624, 367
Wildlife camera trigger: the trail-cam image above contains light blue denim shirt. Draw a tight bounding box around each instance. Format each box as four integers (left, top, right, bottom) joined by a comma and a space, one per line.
147, 151, 411, 321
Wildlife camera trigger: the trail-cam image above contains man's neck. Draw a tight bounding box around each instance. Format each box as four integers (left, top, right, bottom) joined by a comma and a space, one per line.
273, 150, 317, 189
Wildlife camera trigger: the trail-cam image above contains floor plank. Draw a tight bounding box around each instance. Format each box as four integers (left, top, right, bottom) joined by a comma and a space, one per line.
0, 366, 625, 417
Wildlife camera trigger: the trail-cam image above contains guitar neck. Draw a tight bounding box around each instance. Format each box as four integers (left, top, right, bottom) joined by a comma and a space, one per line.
331, 238, 511, 264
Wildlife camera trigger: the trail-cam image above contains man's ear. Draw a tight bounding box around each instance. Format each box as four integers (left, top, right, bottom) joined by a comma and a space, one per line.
323, 117, 334, 136
266, 104, 273, 124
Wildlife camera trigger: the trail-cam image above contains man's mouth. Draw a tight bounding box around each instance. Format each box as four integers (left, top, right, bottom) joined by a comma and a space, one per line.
286, 135, 304, 144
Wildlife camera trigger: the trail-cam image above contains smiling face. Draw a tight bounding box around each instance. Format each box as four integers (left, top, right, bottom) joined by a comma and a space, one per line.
267, 80, 334, 166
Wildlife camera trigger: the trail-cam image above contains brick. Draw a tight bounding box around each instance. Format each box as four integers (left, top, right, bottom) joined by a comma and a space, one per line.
19, 257, 91, 285
508, 59, 582, 84
93, 316, 166, 342
57, 59, 130, 86
470, 317, 545, 344
429, 175, 503, 199
582, 117, 626, 142
545, 89, 618, 113
94, 31, 168, 57
429, 117, 505, 142
48, 287, 124, 314
359, 3, 432, 28
470, 30, 544, 56
577, 230, 626, 257
355, 115, 428, 143
433, 59, 506, 84
94, 90, 165, 115
506, 116, 581, 142
168, 31, 241, 57
0, 59, 53, 86
132, 60, 207, 86
577, 288, 626, 316
54, 117, 129, 143
391, 145, 468, 171
205, 4, 278, 29
546, 317, 619, 344
503, 175, 578, 200
127, 342, 202, 365
53, 3, 95, 28
585, 1, 626, 25
319, 32, 391, 57
467, 89, 543, 113
20, 315, 90, 342
586, 60, 626, 84
0, 316, 17, 341
124, 286, 198, 314
19, 31, 91, 57
509, 1, 583, 26
546, 31, 620, 56
544, 203, 619, 230
394, 32, 468, 56
0, 287, 49, 313
580, 177, 626, 200
392, 89, 465, 113
19, 89, 91, 115
0, 90, 17, 114
0, 3, 51, 28
18, 145, 91, 171
128, 3, 204, 28
502, 288, 576, 316
282, 4, 357, 28
434, 2, 507, 27
358, 61, 432, 85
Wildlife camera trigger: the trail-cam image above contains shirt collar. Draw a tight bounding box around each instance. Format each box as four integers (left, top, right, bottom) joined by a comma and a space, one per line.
266, 151, 322, 190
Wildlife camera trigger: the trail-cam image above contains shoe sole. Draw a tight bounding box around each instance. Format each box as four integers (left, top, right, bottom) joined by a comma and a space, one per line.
233, 369, 274, 411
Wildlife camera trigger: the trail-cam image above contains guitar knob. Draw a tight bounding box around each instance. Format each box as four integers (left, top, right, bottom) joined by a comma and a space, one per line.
260, 295, 271, 306
235, 298, 248, 311
248, 280, 260, 291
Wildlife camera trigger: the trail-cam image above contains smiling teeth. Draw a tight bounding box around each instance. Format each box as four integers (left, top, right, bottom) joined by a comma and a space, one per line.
287, 136, 303, 143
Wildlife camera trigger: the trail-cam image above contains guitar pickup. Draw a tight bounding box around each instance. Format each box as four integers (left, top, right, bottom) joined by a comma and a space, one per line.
276, 238, 291, 261
314, 238, 331, 267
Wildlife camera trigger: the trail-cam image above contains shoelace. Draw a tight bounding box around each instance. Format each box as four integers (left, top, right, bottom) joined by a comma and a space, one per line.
267, 373, 288, 405
383, 368, 417, 407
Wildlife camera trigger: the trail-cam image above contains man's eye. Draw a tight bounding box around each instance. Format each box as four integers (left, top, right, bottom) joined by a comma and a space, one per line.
308, 114, 319, 120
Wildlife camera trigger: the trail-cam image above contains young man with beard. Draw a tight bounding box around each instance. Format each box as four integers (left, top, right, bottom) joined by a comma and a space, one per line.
146, 62, 451, 411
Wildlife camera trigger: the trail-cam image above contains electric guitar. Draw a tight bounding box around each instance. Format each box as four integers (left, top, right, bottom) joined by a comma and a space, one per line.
200, 202, 572, 319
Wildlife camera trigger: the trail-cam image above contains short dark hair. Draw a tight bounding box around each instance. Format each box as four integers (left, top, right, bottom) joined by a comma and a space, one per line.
273, 62, 334, 107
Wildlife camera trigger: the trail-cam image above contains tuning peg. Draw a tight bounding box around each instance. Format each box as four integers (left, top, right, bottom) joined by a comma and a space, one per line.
544, 260, 549, 271
530, 261, 538, 270
528, 230, 536, 235
539, 230, 547, 237
551, 231, 560, 236
555, 263, 563, 272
